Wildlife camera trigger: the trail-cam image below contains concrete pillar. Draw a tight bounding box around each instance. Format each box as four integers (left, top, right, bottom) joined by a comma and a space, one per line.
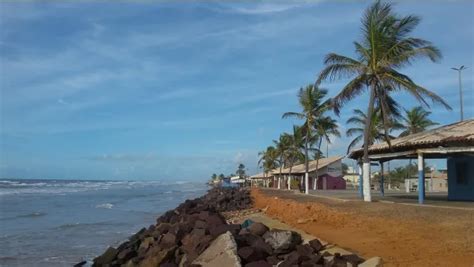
380, 161, 384, 196
288, 175, 291, 190
358, 163, 363, 198
313, 177, 317, 190
405, 179, 410, 193
418, 153, 425, 204
304, 172, 309, 194
277, 176, 281, 189
363, 162, 372, 202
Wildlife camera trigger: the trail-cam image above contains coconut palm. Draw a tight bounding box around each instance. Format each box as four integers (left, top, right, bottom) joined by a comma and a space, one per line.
346, 109, 402, 154
284, 125, 306, 189
399, 106, 438, 179
273, 134, 292, 189
399, 106, 439, 137
282, 84, 332, 194
316, 0, 450, 201
313, 116, 340, 190
258, 146, 279, 187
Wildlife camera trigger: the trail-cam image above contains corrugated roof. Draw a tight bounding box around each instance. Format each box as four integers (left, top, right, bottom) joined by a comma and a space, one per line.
348, 119, 474, 159
273, 156, 344, 175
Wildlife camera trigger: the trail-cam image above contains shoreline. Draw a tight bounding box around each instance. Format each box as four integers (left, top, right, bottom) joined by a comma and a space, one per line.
87, 187, 374, 267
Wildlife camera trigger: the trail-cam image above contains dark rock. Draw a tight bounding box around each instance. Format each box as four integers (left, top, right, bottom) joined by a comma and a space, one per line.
244, 260, 272, 267
341, 254, 365, 265
251, 238, 273, 255
295, 244, 314, 256
248, 222, 269, 236
93, 247, 118, 266
194, 220, 207, 229
117, 248, 137, 261
160, 233, 177, 248
308, 239, 324, 252
266, 255, 280, 265
73, 260, 86, 267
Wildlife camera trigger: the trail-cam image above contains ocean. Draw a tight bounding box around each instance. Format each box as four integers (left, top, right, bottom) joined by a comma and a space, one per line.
0, 179, 209, 267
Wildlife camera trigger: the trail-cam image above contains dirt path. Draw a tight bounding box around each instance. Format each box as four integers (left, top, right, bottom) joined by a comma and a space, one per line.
252, 188, 474, 267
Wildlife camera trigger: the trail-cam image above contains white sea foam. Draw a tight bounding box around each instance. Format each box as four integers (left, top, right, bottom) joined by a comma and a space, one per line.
96, 203, 114, 209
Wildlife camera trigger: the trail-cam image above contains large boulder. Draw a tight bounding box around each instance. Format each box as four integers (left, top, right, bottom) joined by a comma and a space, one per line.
248, 222, 269, 236
192, 231, 241, 267
262, 229, 302, 254
92, 247, 118, 266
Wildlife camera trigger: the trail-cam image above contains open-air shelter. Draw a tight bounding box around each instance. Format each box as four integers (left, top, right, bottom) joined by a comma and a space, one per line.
348, 119, 474, 203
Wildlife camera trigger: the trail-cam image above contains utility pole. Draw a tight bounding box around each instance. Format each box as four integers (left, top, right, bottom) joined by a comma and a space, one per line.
451, 66, 467, 121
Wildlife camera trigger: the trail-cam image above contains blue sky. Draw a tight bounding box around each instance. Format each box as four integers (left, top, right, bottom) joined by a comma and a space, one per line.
1, 1, 473, 181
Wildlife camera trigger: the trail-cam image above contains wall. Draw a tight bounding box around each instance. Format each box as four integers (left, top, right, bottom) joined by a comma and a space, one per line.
447, 155, 474, 201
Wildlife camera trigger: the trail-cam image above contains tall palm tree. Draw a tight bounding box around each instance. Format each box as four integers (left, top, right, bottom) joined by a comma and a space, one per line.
313, 116, 340, 190
283, 84, 332, 194
399, 106, 438, 137
284, 125, 305, 189
316, 0, 450, 201
273, 134, 292, 189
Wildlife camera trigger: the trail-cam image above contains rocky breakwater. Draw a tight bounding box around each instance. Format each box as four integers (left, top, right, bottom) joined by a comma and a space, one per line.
89, 188, 375, 267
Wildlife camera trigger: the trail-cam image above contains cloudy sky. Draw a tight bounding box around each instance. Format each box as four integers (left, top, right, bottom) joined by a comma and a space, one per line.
1, 1, 473, 181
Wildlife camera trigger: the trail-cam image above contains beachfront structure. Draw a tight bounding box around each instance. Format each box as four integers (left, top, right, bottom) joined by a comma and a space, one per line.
348, 119, 474, 203
405, 171, 448, 193
270, 156, 346, 190
249, 172, 273, 187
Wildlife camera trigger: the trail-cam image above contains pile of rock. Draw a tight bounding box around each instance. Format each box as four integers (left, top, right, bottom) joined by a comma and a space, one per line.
88, 187, 371, 267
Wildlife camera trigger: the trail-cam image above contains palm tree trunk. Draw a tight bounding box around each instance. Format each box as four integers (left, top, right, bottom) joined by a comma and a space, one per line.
362, 83, 376, 202
288, 163, 293, 190
304, 134, 309, 194
278, 155, 283, 190
314, 136, 323, 190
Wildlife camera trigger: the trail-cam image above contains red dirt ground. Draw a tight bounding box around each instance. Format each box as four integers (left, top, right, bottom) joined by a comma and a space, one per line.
252, 188, 474, 267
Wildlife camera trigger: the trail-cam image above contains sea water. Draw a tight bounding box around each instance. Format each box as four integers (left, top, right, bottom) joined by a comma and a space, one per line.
0, 179, 208, 266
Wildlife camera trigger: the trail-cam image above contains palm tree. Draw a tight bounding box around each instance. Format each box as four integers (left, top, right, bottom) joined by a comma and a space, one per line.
284, 125, 305, 190
273, 134, 292, 189
399, 106, 438, 137
283, 84, 332, 194
346, 109, 401, 154
313, 116, 340, 190
258, 146, 279, 187
316, 0, 451, 201
399, 106, 439, 179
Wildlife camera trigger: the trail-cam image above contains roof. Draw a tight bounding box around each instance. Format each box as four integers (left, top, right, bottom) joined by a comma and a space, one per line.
348, 119, 474, 160
275, 156, 344, 175
249, 172, 267, 179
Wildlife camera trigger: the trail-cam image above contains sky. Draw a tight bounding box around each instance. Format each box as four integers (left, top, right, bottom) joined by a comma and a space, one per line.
1, 1, 473, 181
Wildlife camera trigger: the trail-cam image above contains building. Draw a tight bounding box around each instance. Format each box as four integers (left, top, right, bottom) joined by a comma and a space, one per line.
348, 119, 474, 203
272, 156, 346, 190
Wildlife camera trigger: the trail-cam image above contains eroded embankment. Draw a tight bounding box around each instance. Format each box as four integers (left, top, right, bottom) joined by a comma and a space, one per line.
252, 188, 474, 267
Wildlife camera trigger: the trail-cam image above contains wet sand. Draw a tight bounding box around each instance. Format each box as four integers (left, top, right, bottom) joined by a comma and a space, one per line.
252, 188, 474, 267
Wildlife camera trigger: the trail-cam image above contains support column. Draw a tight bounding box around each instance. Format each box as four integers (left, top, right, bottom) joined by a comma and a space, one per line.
277, 176, 281, 189
304, 172, 309, 194
363, 162, 372, 202
288, 175, 291, 190
418, 153, 425, 204
358, 163, 363, 198
405, 179, 410, 193
380, 161, 384, 196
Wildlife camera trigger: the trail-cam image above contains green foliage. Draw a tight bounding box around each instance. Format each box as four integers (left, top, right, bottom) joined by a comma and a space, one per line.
236, 163, 246, 178
317, 0, 450, 162
400, 106, 439, 136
